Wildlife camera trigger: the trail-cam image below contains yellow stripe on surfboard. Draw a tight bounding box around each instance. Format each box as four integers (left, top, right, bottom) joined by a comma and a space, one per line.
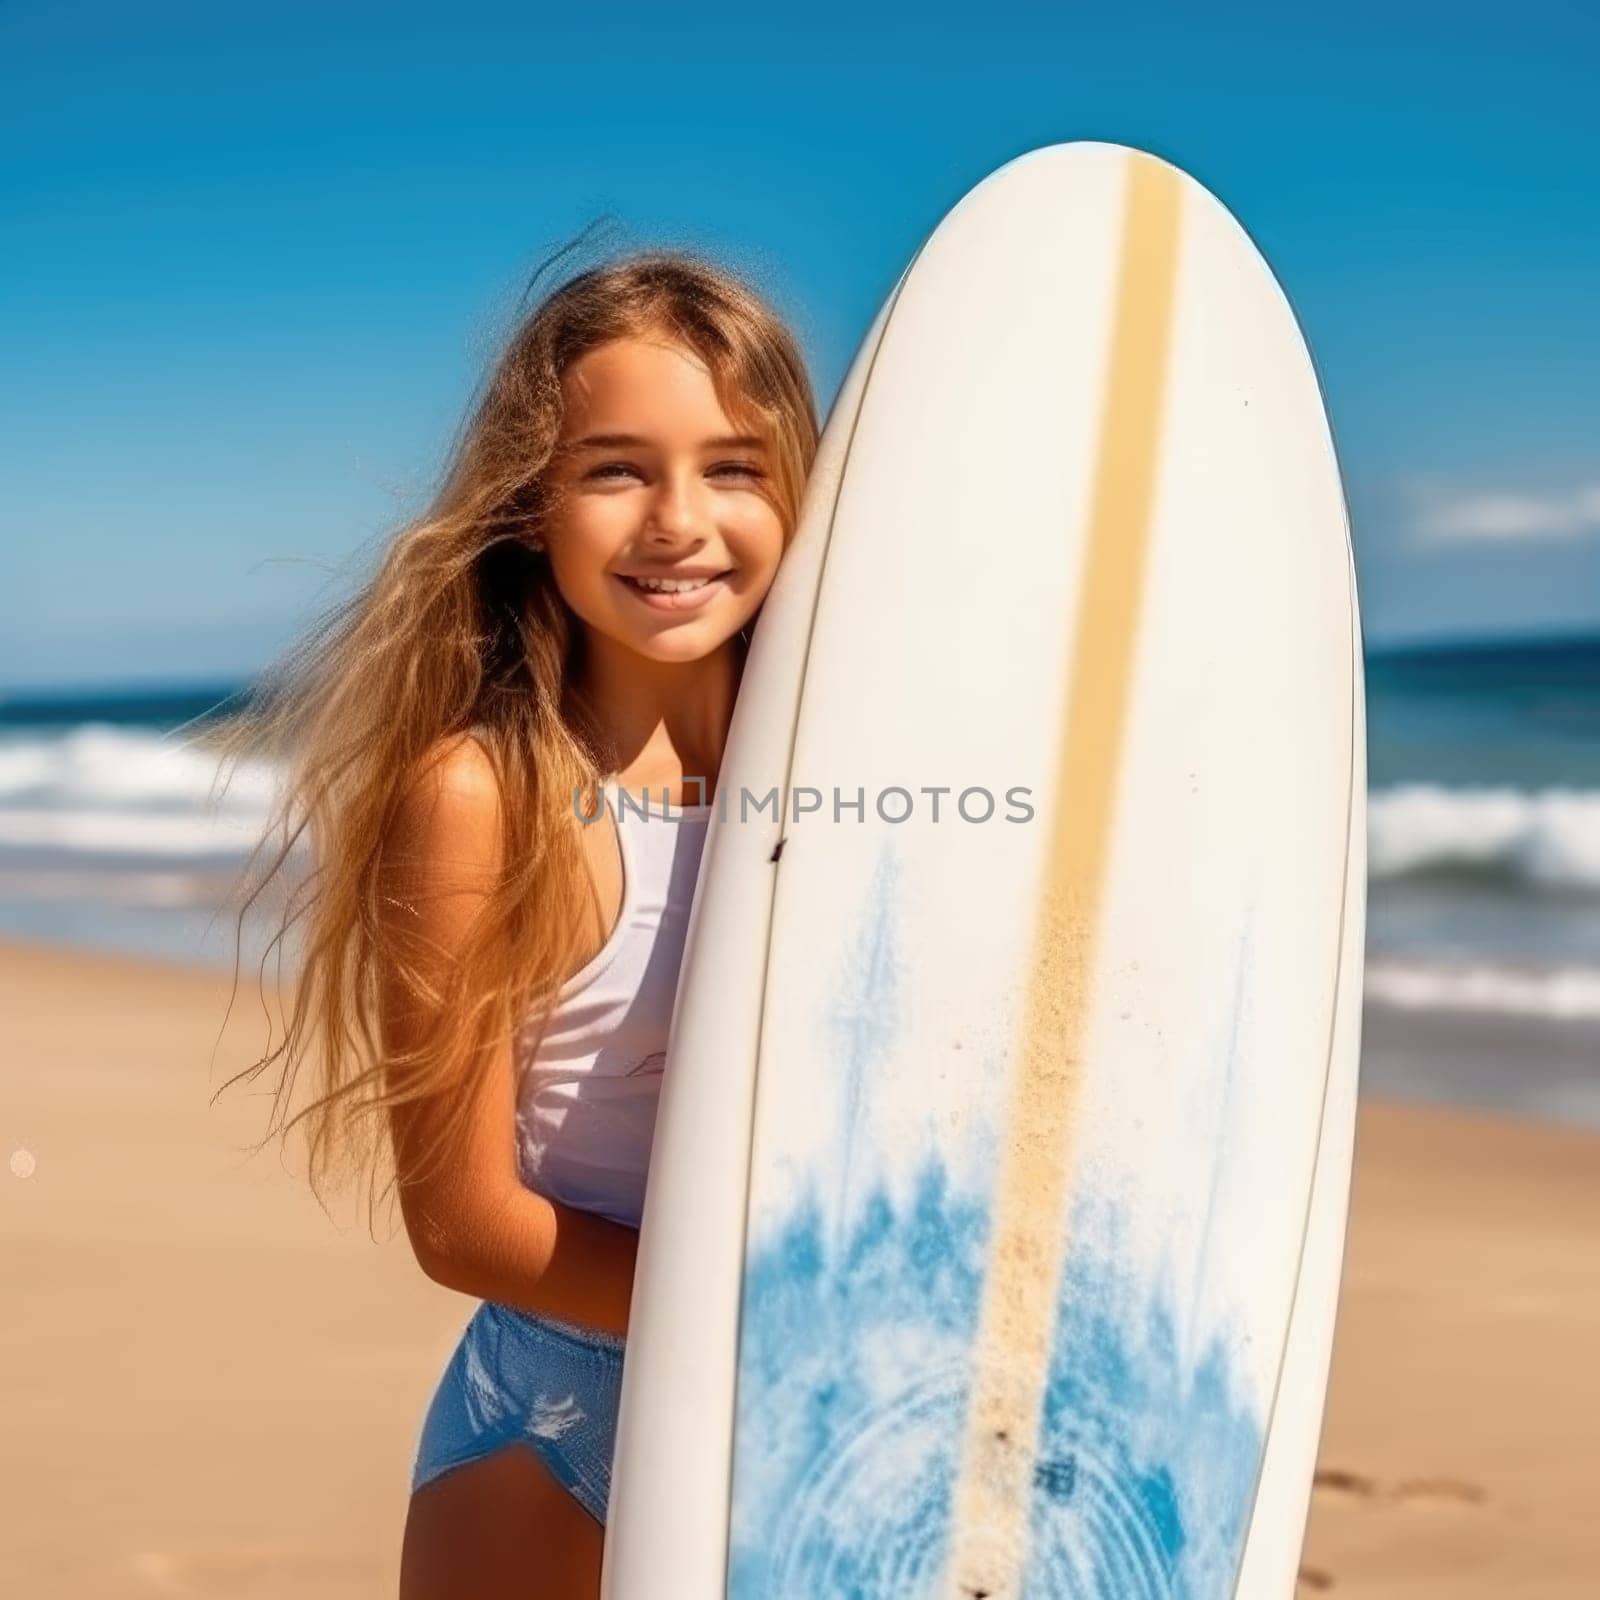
943, 152, 1185, 1597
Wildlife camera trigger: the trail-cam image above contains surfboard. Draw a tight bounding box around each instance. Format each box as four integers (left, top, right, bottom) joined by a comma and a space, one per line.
604, 140, 1366, 1599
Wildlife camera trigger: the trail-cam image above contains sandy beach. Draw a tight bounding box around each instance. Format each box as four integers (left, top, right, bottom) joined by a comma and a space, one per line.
3, 935, 1597, 1597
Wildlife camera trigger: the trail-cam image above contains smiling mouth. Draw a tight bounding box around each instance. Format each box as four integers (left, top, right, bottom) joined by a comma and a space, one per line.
617, 570, 733, 594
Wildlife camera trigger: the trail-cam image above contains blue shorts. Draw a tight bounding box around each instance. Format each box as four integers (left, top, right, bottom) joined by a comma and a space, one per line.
409, 1300, 626, 1525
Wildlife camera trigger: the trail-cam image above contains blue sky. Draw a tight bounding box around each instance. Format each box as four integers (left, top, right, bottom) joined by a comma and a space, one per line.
3, 1, 1598, 688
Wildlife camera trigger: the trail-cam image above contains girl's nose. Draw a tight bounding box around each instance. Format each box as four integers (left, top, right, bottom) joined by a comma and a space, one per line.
643, 475, 708, 543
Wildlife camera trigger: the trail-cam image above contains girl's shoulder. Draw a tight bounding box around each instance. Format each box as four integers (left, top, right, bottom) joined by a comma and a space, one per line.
413, 727, 499, 801
387, 730, 506, 878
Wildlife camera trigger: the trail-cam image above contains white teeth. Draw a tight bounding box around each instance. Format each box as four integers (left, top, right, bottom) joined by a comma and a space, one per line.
628, 574, 719, 593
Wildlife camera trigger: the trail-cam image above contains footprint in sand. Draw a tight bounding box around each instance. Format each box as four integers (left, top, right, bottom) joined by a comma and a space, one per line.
1313, 1466, 1487, 1509
1312, 1466, 1377, 1499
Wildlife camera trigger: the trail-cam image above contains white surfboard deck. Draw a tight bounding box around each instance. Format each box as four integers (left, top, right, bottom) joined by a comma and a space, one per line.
604, 141, 1365, 1600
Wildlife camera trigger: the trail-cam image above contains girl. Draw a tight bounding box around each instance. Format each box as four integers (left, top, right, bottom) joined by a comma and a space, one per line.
221, 249, 818, 1597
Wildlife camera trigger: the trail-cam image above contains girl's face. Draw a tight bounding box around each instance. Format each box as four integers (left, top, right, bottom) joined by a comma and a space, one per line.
541, 335, 787, 666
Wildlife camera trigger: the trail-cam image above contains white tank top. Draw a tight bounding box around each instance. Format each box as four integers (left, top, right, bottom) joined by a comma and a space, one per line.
511, 786, 712, 1229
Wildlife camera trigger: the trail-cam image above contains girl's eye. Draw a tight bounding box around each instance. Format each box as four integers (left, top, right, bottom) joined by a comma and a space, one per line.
583, 460, 764, 483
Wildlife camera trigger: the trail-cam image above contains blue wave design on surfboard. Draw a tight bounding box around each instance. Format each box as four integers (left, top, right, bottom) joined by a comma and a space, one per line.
731, 1171, 1261, 1597
729, 843, 1263, 1596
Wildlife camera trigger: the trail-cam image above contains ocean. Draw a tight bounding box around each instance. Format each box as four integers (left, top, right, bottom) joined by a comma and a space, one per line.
1363, 634, 1600, 1020
0, 683, 288, 973
3, 637, 1598, 1113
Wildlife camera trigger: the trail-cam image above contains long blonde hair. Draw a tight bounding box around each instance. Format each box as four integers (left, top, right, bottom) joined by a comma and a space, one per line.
213, 244, 818, 1228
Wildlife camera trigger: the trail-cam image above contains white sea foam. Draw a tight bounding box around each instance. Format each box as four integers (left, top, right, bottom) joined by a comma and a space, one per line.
0, 867, 227, 907
0, 806, 272, 856
1365, 957, 1600, 1021
0, 726, 281, 860
1368, 783, 1600, 892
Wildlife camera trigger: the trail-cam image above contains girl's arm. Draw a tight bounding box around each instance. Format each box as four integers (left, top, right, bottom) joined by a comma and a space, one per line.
377, 736, 638, 1339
